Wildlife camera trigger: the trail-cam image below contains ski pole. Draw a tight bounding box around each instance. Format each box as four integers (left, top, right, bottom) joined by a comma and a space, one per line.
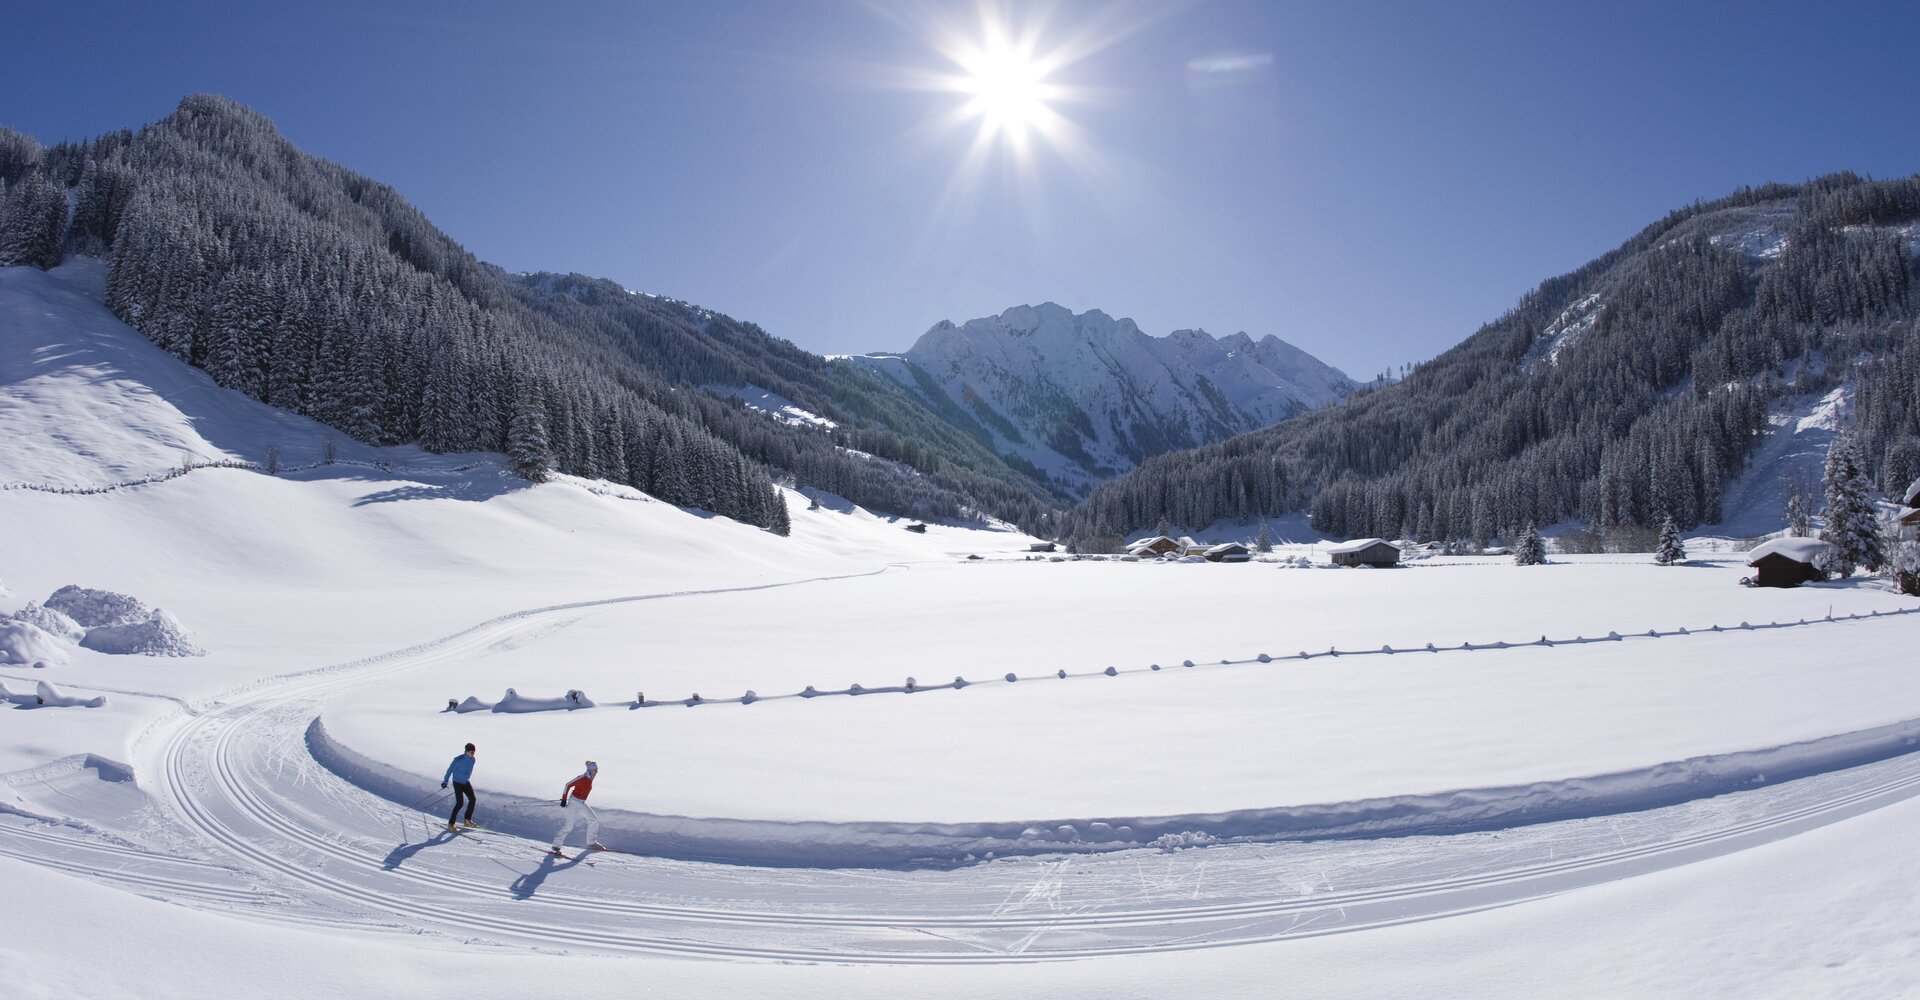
399, 788, 451, 844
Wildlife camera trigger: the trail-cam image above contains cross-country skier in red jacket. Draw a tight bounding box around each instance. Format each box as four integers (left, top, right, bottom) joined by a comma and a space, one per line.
551, 761, 603, 857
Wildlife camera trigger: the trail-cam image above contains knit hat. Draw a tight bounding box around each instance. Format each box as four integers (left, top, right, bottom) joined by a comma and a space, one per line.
585, 760, 598, 772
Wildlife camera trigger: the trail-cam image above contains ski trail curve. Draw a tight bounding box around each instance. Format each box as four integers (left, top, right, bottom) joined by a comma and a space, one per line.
61, 567, 1915, 962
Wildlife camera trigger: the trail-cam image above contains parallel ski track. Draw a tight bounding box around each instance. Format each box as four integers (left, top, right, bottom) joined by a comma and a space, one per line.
123, 572, 1920, 964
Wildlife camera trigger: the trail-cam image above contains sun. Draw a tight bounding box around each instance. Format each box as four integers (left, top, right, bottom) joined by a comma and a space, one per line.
956, 40, 1058, 142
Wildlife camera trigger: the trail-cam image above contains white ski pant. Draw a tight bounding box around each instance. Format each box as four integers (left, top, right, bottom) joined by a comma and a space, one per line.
553, 799, 599, 849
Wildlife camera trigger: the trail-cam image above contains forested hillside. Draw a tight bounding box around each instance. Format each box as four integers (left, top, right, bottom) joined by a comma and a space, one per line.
1067, 175, 1920, 547
0, 95, 1062, 531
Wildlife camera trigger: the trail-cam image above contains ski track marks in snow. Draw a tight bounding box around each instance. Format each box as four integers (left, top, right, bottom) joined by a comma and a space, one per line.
0, 571, 1914, 962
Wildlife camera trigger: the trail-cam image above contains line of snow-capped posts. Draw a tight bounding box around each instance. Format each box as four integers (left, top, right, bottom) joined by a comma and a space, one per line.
462, 607, 1918, 715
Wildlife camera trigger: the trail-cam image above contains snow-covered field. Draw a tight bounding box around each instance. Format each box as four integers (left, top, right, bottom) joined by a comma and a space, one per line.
6, 259, 1920, 996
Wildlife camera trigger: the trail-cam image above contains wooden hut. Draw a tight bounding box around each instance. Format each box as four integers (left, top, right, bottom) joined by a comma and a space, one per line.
1745, 537, 1831, 588
1204, 542, 1252, 563
1127, 535, 1182, 557
905, 522, 927, 534
1327, 538, 1401, 567
1028, 541, 1057, 553
1902, 477, 1920, 527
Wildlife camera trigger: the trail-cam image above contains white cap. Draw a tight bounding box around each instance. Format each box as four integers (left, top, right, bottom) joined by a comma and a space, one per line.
586, 760, 598, 772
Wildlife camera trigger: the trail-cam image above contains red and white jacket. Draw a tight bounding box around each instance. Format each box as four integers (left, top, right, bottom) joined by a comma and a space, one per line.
562, 771, 595, 802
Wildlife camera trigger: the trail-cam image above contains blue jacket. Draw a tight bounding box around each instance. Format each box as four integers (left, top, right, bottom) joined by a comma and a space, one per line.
444, 753, 475, 785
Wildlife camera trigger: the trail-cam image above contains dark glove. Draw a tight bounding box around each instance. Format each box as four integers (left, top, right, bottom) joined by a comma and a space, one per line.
560, 798, 568, 807
441, 781, 448, 789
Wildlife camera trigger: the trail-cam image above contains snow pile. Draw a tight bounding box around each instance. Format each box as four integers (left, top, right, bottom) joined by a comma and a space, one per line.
0, 619, 67, 666
44, 585, 150, 628
10, 601, 85, 641
21, 680, 107, 708
488, 688, 595, 713
452, 696, 494, 713
78, 609, 205, 657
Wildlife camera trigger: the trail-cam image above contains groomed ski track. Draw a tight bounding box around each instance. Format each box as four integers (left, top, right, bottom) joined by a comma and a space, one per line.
7, 567, 1920, 964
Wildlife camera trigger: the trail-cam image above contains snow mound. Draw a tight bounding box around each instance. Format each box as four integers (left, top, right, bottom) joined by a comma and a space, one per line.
0, 619, 67, 666
489, 688, 595, 713
44, 585, 150, 628
78, 609, 205, 657
11, 601, 85, 642
22, 680, 107, 708
452, 696, 494, 713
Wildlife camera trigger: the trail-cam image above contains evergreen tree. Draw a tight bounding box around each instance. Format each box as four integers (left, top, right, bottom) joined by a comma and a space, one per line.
1255, 520, 1273, 554
1819, 439, 1884, 577
0, 172, 67, 269
507, 405, 552, 483
1514, 524, 1546, 566
1654, 514, 1686, 565
767, 486, 792, 537
1888, 512, 1920, 597
1155, 515, 1171, 539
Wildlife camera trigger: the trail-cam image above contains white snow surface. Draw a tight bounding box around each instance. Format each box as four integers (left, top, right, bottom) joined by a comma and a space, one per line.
1746, 537, 1834, 564
702, 384, 838, 429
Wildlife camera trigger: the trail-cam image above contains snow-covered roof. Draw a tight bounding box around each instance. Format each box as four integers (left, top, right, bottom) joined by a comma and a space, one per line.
1326, 538, 1398, 555
1904, 476, 1920, 508
1205, 542, 1249, 554
1127, 535, 1176, 547
1746, 537, 1833, 565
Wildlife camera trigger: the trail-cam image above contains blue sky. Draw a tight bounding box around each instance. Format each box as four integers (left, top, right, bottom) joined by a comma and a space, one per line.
7, 1, 1918, 377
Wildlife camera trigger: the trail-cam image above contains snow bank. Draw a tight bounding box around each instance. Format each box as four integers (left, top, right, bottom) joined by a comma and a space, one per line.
78, 609, 205, 657
0, 680, 106, 708
311, 712, 1920, 867
26, 680, 107, 708
487, 688, 595, 713
0, 619, 67, 666
11, 601, 85, 641
44, 585, 149, 628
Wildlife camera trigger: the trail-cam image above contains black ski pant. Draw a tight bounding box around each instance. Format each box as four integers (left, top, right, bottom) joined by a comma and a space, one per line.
449, 782, 476, 824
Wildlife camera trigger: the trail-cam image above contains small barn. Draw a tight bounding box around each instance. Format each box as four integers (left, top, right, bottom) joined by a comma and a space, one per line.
1028, 541, 1057, 553
1204, 542, 1252, 563
1745, 537, 1832, 588
905, 522, 927, 534
1327, 538, 1401, 567
1902, 477, 1920, 527
1127, 535, 1182, 557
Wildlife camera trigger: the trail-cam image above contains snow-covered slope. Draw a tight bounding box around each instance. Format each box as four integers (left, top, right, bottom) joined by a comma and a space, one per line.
843, 303, 1355, 495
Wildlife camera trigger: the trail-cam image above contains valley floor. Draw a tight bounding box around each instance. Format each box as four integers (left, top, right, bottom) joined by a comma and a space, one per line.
4, 257, 1919, 995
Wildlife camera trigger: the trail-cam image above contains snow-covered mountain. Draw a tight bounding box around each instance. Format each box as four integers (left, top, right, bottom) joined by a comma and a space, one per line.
843, 303, 1355, 496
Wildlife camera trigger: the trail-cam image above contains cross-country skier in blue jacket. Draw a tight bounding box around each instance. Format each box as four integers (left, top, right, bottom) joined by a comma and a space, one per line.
442, 743, 478, 831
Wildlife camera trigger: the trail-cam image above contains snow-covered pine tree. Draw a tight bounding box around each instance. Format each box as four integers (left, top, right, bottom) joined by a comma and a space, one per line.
1155, 515, 1171, 539
1883, 508, 1919, 597
1514, 524, 1546, 566
0, 171, 67, 269
1255, 520, 1273, 554
1654, 514, 1686, 565
1819, 439, 1883, 578
507, 405, 552, 483
767, 485, 792, 537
